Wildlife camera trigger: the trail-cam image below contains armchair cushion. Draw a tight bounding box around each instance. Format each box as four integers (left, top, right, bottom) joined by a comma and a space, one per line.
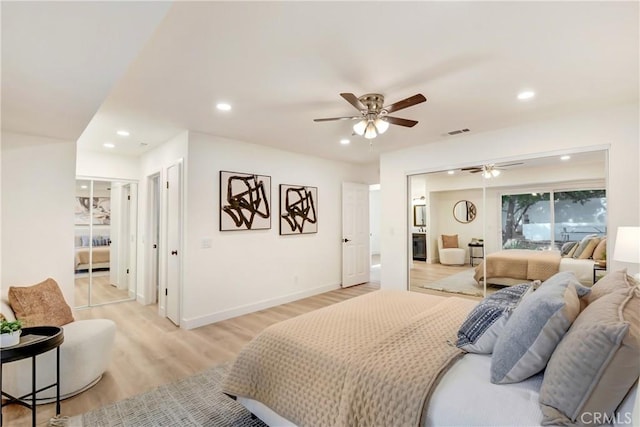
8, 278, 74, 327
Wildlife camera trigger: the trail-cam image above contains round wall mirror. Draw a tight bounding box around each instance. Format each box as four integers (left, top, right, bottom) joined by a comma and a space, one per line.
453, 200, 477, 223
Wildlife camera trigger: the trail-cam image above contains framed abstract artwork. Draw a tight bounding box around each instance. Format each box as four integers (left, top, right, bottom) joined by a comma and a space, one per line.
219, 171, 271, 231
279, 184, 318, 235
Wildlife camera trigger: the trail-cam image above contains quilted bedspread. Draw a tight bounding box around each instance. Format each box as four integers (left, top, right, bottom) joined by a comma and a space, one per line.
223, 290, 475, 427
474, 249, 561, 284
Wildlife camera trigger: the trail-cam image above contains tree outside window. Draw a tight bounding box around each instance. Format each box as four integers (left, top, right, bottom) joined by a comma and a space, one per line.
501, 189, 606, 250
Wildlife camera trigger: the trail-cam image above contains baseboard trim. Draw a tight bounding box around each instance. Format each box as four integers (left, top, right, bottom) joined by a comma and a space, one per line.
182, 283, 340, 330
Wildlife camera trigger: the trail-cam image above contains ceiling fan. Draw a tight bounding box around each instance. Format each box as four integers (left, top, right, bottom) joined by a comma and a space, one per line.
313, 93, 427, 139
461, 162, 524, 178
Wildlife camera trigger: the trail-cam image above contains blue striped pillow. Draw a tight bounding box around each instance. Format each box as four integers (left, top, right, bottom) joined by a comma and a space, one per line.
457, 283, 533, 353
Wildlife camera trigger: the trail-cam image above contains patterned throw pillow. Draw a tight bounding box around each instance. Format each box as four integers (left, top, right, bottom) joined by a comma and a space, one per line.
490, 272, 590, 384
8, 278, 74, 327
457, 283, 533, 353
560, 241, 578, 257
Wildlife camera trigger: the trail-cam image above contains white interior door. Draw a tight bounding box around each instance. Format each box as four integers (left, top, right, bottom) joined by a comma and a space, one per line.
342, 182, 370, 287
166, 163, 182, 325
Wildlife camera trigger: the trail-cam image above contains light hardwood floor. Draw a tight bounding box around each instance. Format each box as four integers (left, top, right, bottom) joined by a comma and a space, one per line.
74, 273, 130, 307
409, 261, 482, 301
4, 265, 479, 426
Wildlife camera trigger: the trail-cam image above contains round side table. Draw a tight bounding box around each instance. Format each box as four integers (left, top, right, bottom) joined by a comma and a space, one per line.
1, 326, 64, 427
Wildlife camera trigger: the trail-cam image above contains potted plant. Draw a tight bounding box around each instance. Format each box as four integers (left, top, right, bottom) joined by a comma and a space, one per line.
1, 319, 23, 347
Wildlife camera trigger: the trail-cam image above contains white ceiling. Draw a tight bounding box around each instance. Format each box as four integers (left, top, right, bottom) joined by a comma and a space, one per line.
2, 2, 638, 165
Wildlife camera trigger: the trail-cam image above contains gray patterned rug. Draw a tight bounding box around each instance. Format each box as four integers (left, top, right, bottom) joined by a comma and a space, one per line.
69, 364, 267, 427
422, 268, 500, 297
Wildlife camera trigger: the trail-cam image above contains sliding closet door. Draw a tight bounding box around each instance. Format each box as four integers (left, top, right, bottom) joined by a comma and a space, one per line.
74, 178, 137, 307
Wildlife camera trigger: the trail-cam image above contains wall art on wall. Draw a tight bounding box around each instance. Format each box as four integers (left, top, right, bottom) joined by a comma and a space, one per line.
74, 197, 111, 225
279, 184, 318, 235
220, 171, 271, 231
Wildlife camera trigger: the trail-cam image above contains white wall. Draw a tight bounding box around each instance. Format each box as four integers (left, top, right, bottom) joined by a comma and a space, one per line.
1, 132, 76, 304
76, 148, 140, 181
182, 132, 369, 328
430, 189, 483, 263
380, 104, 639, 290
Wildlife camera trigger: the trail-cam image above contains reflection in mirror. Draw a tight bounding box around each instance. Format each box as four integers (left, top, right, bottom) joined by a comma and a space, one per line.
74, 179, 137, 307
453, 200, 477, 223
407, 149, 607, 299
413, 205, 426, 226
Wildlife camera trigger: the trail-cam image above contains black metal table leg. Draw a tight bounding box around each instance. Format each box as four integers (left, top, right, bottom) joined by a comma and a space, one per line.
56, 346, 61, 416
32, 355, 36, 427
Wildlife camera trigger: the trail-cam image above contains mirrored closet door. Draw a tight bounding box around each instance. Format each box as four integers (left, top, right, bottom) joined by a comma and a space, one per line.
74, 179, 138, 307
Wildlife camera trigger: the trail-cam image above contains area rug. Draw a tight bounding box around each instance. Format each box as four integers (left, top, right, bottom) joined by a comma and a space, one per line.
68, 364, 266, 427
422, 268, 499, 297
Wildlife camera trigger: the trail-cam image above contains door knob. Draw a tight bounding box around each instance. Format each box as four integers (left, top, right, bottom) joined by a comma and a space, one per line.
171, 250, 178, 255
343, 238, 351, 243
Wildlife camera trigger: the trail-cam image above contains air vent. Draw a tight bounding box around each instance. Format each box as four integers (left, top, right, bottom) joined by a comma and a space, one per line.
447, 128, 470, 136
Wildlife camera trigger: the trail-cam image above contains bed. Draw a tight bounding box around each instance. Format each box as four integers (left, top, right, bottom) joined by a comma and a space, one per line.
473, 249, 595, 286
223, 284, 638, 427
74, 238, 110, 272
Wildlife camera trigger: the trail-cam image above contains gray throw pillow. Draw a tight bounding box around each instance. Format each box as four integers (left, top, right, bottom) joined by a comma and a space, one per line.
490, 272, 590, 384
457, 283, 533, 353
540, 286, 639, 425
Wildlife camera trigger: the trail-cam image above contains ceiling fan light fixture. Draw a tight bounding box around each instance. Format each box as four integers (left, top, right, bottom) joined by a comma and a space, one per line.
374, 117, 389, 134
364, 121, 377, 139
353, 119, 367, 136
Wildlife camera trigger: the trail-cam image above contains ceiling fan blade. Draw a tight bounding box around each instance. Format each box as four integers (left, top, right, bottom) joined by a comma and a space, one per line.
383, 94, 426, 114
461, 167, 482, 171
385, 116, 418, 127
313, 116, 360, 122
340, 93, 366, 111
497, 162, 524, 168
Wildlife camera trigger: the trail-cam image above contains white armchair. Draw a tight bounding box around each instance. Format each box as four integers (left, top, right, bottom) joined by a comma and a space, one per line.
1, 298, 116, 403
438, 234, 466, 265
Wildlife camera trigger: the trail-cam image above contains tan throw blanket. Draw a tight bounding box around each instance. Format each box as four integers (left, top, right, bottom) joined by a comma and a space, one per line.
474, 249, 561, 283
223, 290, 475, 427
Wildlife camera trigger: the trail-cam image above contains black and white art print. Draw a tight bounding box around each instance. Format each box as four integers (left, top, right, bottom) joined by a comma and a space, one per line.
219, 171, 271, 231
74, 197, 111, 225
279, 184, 318, 235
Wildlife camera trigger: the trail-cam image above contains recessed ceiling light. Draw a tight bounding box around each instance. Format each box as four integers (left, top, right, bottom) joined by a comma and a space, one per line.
517, 90, 535, 101
216, 103, 232, 111
447, 170, 455, 175
340, 139, 350, 145
560, 155, 571, 161
103, 143, 115, 148
116, 130, 130, 137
